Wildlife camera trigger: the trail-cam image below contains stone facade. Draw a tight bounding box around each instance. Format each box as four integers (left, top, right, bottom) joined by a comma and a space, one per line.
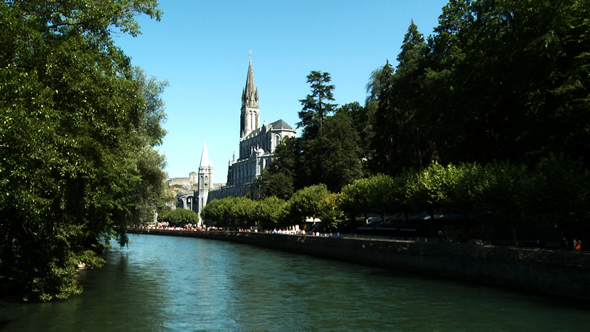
167, 173, 197, 189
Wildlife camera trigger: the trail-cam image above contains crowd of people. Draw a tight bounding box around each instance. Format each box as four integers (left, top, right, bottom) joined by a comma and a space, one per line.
143, 223, 583, 250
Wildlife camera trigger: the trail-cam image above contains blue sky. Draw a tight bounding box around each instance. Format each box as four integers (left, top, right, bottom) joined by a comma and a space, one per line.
114, 0, 449, 182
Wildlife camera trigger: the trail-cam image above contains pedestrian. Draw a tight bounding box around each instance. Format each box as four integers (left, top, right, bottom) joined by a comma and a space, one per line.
573, 237, 582, 250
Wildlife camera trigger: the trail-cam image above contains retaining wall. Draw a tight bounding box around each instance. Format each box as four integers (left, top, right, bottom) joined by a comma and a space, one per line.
130, 229, 590, 301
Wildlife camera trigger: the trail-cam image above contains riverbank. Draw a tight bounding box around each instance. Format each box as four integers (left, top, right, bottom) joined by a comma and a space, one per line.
128, 229, 590, 301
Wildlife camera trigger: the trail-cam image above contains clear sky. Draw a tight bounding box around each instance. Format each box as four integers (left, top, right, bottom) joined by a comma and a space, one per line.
114, 0, 449, 182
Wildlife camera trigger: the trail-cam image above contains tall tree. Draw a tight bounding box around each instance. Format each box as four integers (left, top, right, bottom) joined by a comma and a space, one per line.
309, 111, 363, 192
425, 0, 590, 167
369, 21, 432, 176
297, 71, 337, 140
368, 61, 395, 175
337, 102, 372, 172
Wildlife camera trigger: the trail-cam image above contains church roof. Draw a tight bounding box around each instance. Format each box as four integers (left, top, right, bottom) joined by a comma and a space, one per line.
269, 119, 294, 130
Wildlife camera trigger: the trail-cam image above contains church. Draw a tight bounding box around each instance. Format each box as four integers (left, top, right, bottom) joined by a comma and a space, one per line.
187, 57, 297, 226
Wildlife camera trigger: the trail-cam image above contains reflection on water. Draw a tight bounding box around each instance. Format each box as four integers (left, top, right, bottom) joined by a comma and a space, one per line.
1, 234, 589, 331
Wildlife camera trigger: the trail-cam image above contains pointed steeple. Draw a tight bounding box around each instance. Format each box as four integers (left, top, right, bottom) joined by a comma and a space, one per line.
240, 54, 261, 138
242, 56, 259, 109
199, 141, 211, 168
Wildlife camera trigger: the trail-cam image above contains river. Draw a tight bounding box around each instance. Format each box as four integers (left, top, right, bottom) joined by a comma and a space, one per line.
1, 234, 589, 331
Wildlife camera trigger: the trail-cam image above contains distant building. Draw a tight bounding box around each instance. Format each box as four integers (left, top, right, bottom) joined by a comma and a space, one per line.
173, 57, 296, 226
166, 172, 197, 189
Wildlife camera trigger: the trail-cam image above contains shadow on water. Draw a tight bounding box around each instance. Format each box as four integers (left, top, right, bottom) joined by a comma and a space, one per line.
369, 266, 590, 311
0, 319, 16, 330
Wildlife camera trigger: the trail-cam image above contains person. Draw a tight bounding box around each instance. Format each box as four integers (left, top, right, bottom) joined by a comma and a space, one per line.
573, 237, 582, 250
561, 237, 569, 249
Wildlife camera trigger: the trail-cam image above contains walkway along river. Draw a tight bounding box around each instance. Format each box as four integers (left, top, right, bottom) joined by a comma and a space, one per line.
1, 233, 589, 331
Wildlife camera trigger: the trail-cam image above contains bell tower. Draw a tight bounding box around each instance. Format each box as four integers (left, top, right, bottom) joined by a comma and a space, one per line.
197, 141, 213, 227
240, 55, 260, 138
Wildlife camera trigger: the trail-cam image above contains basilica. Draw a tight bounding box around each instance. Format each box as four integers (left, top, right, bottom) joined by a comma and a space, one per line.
179, 57, 296, 226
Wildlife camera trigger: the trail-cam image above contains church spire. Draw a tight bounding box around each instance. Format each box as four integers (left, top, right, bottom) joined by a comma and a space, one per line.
197, 141, 213, 228
242, 56, 259, 109
240, 54, 260, 138
199, 141, 211, 168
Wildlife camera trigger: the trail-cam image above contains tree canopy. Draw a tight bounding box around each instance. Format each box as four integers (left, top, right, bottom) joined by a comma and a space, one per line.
297, 71, 337, 140
0, 0, 165, 301
368, 0, 590, 174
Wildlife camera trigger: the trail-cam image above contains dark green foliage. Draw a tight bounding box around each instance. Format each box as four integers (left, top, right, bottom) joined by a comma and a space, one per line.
297, 71, 337, 140
522, 154, 590, 232
367, 0, 590, 173
0, 0, 165, 301
337, 102, 371, 165
306, 112, 364, 192
291, 72, 364, 191
255, 170, 294, 201
255, 137, 297, 200
369, 21, 433, 175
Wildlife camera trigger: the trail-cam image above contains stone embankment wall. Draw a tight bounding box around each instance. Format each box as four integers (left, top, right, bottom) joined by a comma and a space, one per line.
131, 229, 590, 301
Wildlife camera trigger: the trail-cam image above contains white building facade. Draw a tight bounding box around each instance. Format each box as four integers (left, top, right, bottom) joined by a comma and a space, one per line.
191, 57, 296, 226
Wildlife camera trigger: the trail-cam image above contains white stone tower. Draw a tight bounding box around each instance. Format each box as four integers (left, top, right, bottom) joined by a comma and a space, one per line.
197, 141, 213, 227
240, 56, 260, 138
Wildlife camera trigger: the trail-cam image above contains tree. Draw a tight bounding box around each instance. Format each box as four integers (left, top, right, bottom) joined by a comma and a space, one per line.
318, 192, 344, 230
339, 178, 373, 226
255, 170, 294, 201
255, 136, 298, 198
133, 67, 169, 147
161, 209, 200, 227
479, 161, 529, 246
129, 146, 175, 227
308, 111, 364, 192
369, 21, 432, 176
231, 196, 258, 229
254, 196, 288, 229
406, 162, 448, 220
287, 184, 333, 227
425, 0, 590, 167
368, 61, 395, 175
523, 154, 590, 238
200, 198, 229, 227
0, 0, 163, 301
297, 71, 337, 140
367, 174, 396, 225
442, 163, 486, 218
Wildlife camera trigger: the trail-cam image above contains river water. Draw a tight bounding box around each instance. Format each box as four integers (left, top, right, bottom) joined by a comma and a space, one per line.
1, 234, 589, 331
